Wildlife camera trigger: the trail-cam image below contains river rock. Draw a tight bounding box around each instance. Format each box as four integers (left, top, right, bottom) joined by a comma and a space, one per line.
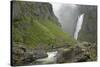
32, 49, 48, 59
56, 43, 94, 63
12, 43, 48, 66
56, 48, 75, 63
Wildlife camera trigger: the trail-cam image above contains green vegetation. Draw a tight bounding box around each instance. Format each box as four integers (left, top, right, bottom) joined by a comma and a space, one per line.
12, 1, 76, 49
12, 16, 76, 48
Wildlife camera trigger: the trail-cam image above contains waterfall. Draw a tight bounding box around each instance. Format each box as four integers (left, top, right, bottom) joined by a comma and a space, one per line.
74, 14, 85, 40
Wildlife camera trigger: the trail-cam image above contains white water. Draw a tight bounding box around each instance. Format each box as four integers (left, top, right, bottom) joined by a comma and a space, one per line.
74, 14, 85, 40
36, 51, 58, 63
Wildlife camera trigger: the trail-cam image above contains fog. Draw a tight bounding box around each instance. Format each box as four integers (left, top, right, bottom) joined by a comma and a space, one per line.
51, 3, 81, 37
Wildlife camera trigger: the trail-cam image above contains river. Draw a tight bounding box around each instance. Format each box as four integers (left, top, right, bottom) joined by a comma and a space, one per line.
35, 51, 58, 64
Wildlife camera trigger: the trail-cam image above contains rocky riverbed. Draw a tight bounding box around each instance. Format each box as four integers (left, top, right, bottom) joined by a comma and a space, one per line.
12, 41, 97, 66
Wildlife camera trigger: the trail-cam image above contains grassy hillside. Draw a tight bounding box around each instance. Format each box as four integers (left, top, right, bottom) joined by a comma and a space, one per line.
12, 1, 76, 49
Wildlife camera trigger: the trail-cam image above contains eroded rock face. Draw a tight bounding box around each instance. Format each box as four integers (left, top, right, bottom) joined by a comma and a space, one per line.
78, 5, 97, 43
12, 1, 60, 26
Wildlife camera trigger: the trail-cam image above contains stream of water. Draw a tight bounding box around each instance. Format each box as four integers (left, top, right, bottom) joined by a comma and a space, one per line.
36, 51, 58, 64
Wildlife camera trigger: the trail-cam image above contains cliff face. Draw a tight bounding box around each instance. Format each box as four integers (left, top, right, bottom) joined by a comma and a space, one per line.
12, 1, 76, 49
78, 5, 97, 43
12, 1, 60, 25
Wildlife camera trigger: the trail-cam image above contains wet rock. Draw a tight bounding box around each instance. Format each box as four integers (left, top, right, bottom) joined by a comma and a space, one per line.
32, 49, 48, 59
75, 54, 90, 62
12, 44, 48, 66
56, 48, 74, 63
56, 42, 96, 63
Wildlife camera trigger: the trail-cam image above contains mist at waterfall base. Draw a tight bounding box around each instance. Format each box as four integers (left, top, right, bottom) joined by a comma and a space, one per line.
52, 3, 84, 40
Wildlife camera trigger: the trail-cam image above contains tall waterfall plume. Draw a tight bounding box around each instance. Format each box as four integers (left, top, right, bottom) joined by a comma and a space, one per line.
74, 14, 85, 40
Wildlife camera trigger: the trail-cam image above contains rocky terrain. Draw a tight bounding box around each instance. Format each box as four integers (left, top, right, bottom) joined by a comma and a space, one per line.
12, 41, 96, 66
78, 5, 97, 43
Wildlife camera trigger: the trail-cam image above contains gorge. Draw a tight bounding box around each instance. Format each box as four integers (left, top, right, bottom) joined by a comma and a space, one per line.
11, 1, 97, 66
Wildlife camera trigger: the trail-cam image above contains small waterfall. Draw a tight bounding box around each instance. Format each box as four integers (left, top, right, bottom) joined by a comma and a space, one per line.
74, 14, 85, 40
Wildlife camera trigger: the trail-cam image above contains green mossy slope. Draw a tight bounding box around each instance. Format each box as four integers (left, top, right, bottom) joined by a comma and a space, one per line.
12, 1, 76, 48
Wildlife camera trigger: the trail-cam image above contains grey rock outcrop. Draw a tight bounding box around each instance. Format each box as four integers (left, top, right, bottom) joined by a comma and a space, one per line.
56, 42, 97, 63
12, 43, 48, 66
78, 5, 97, 43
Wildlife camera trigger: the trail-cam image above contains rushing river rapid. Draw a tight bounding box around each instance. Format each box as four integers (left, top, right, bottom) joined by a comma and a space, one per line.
36, 51, 58, 64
